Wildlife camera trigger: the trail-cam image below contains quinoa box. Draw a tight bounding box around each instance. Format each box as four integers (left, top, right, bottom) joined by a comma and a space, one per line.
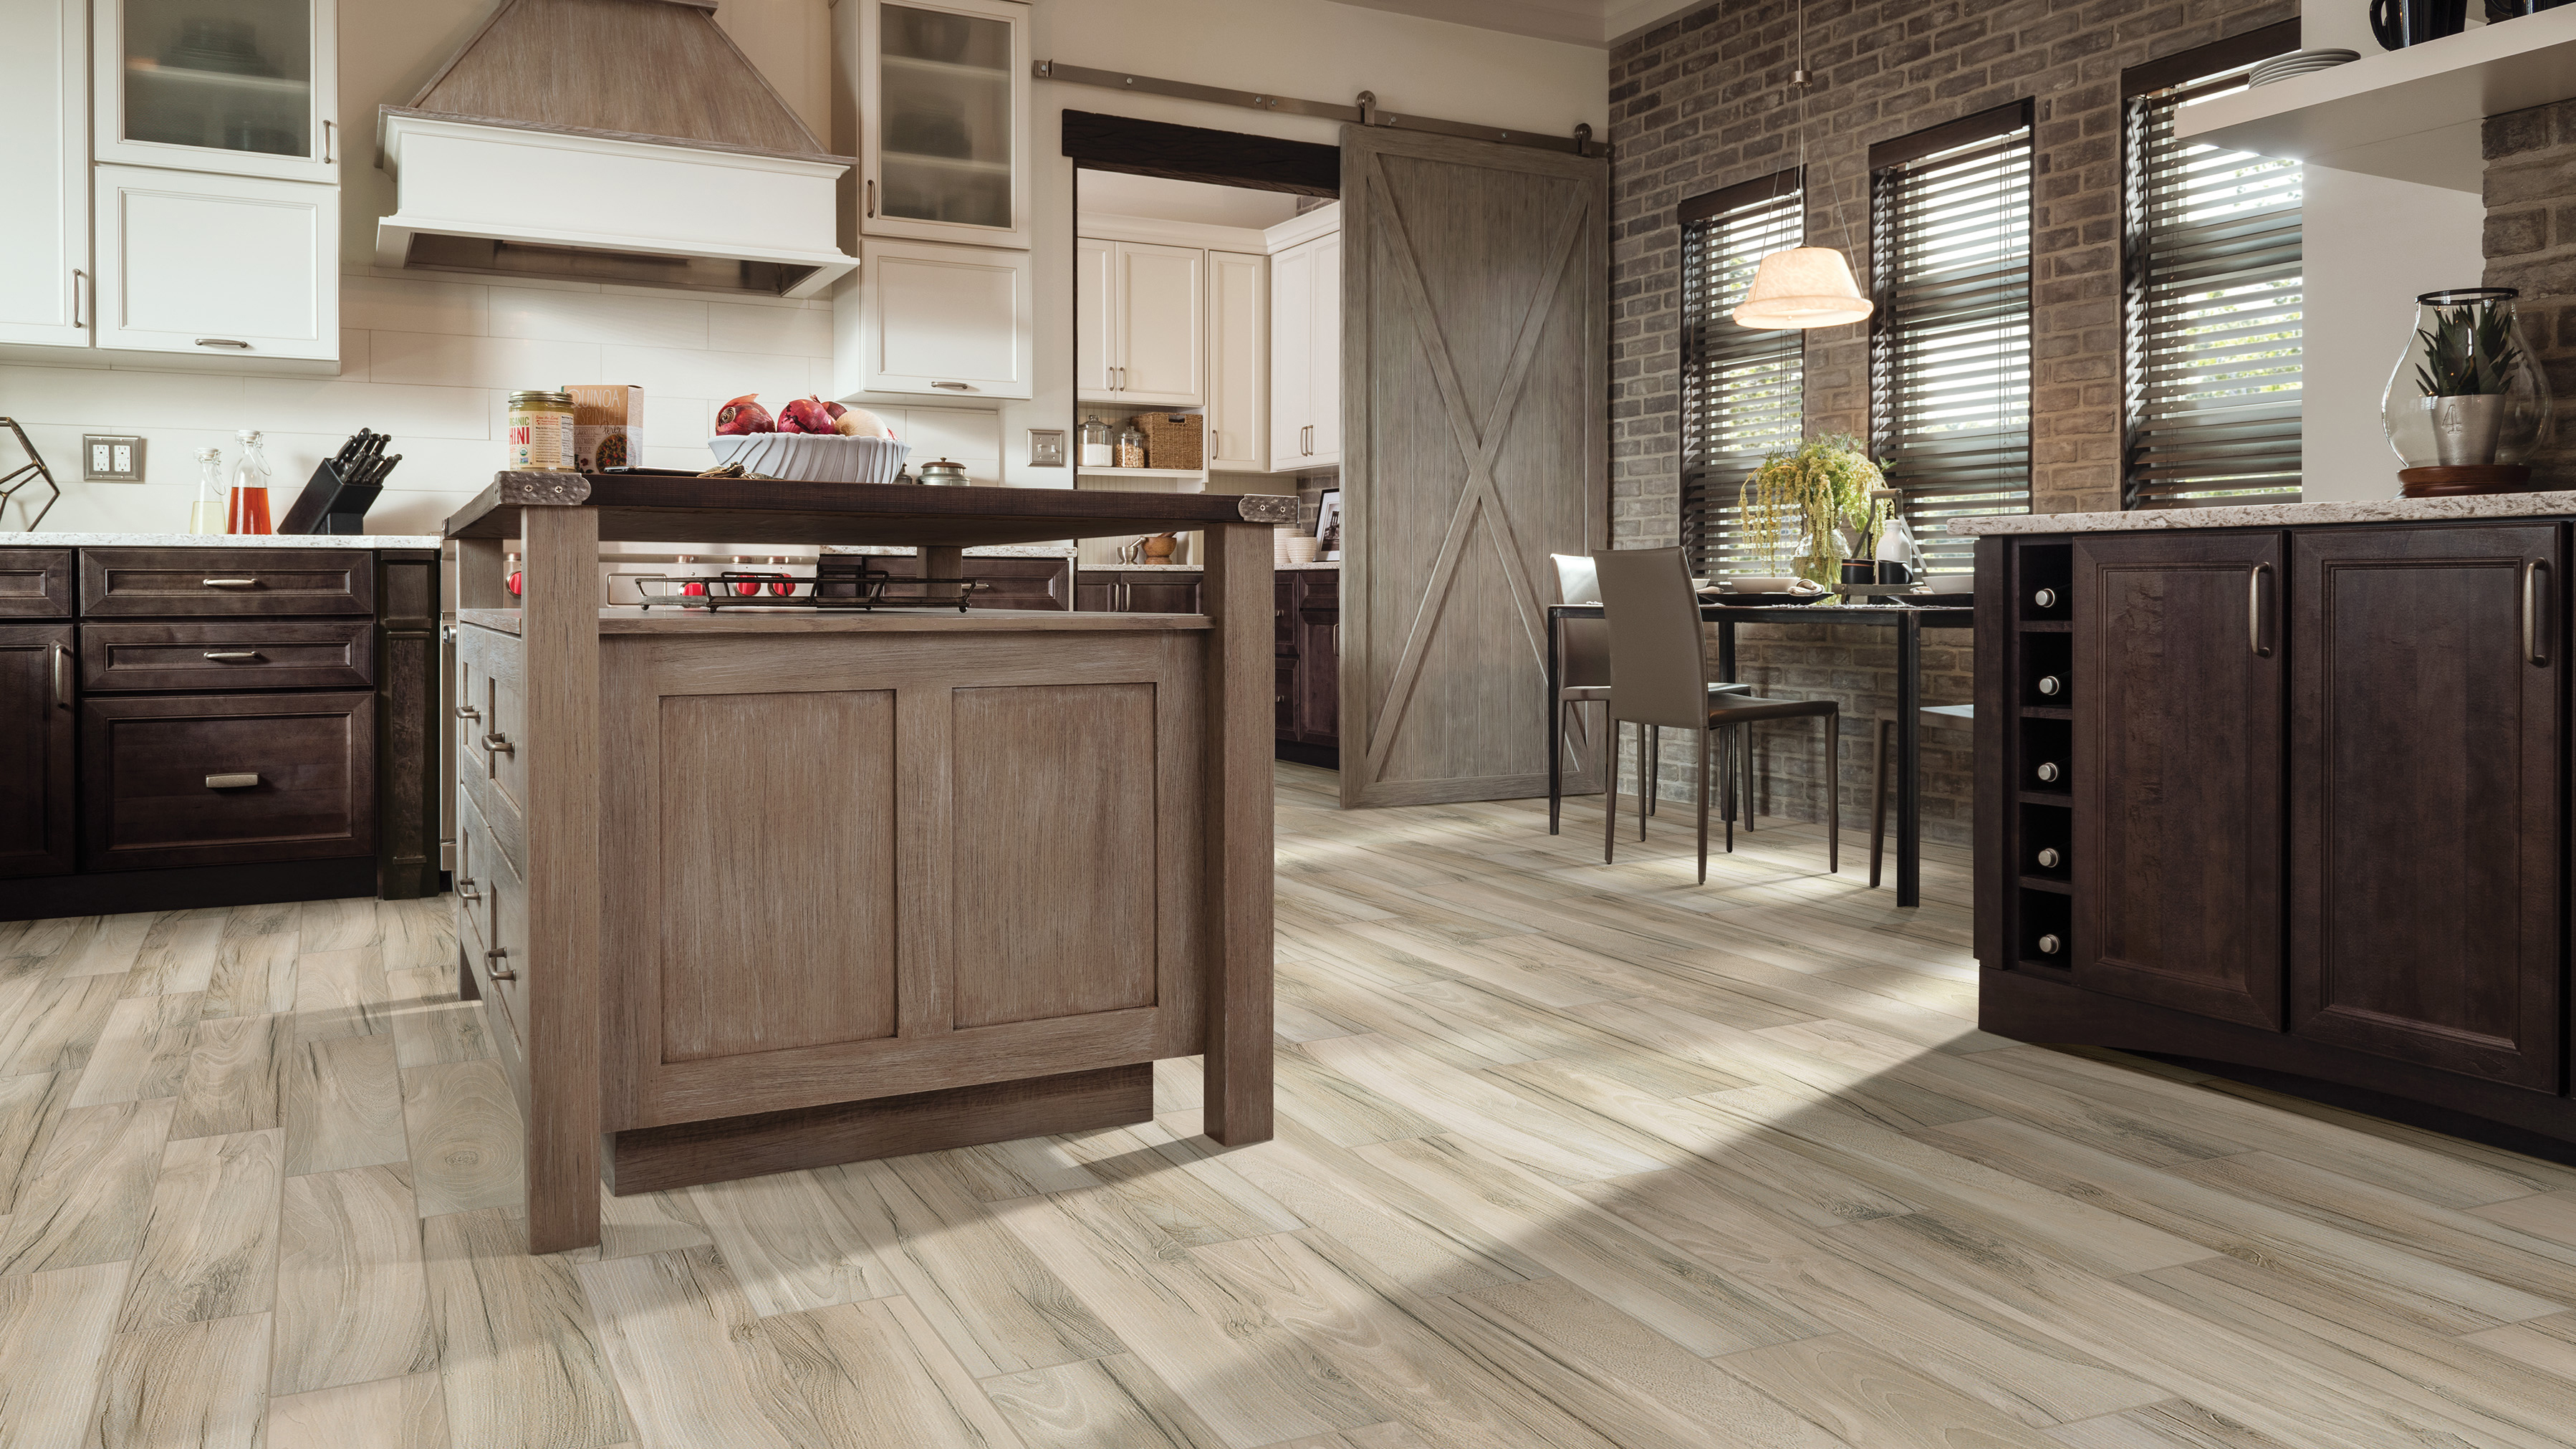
564, 385, 643, 473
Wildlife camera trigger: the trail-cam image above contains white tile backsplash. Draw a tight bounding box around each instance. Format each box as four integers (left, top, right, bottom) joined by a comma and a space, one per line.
0, 271, 844, 534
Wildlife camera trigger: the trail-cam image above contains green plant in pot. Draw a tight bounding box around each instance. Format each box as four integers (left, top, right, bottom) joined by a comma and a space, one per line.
1741, 433, 1888, 589
2411, 297, 2524, 466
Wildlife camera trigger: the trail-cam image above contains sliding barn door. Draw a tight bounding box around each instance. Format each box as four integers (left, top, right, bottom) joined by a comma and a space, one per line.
1340, 126, 1608, 808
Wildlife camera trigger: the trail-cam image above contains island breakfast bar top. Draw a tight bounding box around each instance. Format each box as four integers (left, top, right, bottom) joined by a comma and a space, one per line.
446, 471, 1301, 547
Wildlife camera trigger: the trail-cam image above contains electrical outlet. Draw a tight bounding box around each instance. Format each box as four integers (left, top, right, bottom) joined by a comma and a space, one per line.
1027, 428, 1067, 467
82, 434, 145, 482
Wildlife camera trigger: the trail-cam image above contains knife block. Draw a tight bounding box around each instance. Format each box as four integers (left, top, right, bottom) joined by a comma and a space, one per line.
278, 456, 384, 535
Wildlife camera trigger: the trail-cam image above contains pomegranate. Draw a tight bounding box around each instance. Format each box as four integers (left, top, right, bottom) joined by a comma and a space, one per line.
777, 396, 835, 435
714, 394, 773, 435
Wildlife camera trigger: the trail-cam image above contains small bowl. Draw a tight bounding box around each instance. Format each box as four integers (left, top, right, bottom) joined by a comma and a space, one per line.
1282, 536, 1322, 566
706, 433, 910, 484
1730, 576, 1802, 593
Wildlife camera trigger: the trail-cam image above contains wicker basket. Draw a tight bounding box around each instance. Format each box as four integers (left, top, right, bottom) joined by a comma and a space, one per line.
1140, 413, 1205, 471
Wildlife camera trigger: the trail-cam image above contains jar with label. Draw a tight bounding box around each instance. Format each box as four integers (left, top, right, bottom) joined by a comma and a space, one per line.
506, 390, 576, 471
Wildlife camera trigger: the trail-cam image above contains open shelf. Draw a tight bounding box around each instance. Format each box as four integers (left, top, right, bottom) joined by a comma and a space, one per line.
2018, 876, 2074, 896
2019, 620, 2071, 633
2020, 706, 2072, 721
2173, 11, 2576, 192
2017, 789, 2072, 807
1079, 467, 1206, 480
881, 150, 1013, 175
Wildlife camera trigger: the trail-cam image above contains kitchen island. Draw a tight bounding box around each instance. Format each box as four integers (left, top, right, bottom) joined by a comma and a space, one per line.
1959, 493, 2576, 1160
446, 473, 1293, 1253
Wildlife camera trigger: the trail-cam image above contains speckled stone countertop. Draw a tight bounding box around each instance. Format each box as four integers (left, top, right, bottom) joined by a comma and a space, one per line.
0, 531, 445, 548
1081, 561, 1341, 572
1946, 492, 2576, 536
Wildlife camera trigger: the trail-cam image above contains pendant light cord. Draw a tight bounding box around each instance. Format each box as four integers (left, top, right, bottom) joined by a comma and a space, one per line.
1796, 0, 1864, 264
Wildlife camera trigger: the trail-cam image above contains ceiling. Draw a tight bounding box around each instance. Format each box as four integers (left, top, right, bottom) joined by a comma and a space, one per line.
1325, 0, 1713, 48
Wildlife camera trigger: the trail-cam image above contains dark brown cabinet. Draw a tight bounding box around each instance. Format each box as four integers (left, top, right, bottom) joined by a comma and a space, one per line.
0, 624, 76, 879
1076, 570, 1201, 614
0, 549, 71, 617
2070, 530, 2285, 1029
1276, 571, 1339, 760
2287, 524, 2561, 1090
82, 692, 377, 871
80, 548, 374, 617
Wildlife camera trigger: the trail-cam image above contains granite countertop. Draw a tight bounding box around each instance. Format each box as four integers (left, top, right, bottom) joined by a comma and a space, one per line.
0, 531, 445, 549
1081, 561, 1341, 572
1946, 492, 2576, 536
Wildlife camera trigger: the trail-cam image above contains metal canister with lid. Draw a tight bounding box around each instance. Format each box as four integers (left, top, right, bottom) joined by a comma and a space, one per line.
917, 458, 971, 486
506, 390, 576, 471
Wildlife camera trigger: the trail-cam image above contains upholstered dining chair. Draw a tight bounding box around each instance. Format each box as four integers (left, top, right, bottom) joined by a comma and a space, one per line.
1550, 553, 1751, 835
1594, 547, 1839, 882
1868, 703, 1974, 887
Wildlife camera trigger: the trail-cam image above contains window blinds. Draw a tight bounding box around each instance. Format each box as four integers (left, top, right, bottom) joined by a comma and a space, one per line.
1680, 180, 1804, 580
2123, 74, 2303, 507
1870, 120, 2033, 575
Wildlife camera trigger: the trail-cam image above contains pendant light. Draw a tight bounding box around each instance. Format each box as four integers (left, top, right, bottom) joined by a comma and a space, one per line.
1732, 2, 1873, 331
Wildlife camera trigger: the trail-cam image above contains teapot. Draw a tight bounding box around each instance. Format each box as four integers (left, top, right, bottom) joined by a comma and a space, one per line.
915, 457, 971, 486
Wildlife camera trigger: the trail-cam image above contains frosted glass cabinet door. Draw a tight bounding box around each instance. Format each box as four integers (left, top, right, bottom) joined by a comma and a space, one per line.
95, 0, 340, 182
860, 0, 1030, 249
0, 0, 89, 347
94, 165, 338, 360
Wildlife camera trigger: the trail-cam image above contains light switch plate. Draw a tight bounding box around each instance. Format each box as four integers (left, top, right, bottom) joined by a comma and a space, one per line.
82, 434, 145, 482
1027, 428, 1067, 467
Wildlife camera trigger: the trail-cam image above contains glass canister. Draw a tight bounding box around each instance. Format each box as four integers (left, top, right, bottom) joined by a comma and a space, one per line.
1080, 413, 1114, 467
2382, 288, 2555, 473
226, 429, 272, 534
1116, 421, 1148, 469
507, 390, 577, 471
191, 447, 226, 534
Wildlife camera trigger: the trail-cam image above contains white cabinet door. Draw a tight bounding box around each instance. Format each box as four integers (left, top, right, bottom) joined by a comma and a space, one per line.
1305, 233, 1342, 470
1112, 241, 1203, 407
94, 165, 337, 360
859, 0, 1031, 250
1269, 239, 1315, 472
1072, 236, 1115, 399
1206, 250, 1267, 472
95, 0, 341, 183
842, 238, 1033, 400
0, 0, 88, 347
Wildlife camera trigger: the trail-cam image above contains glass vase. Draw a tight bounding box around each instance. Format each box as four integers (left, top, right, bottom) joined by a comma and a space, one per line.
2382, 288, 2555, 471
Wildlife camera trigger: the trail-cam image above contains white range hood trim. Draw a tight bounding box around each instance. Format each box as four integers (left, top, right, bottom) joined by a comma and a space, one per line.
375, 112, 857, 298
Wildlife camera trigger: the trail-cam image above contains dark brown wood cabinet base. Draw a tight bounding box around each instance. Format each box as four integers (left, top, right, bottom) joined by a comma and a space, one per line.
1979, 519, 2575, 1157
1277, 569, 1339, 766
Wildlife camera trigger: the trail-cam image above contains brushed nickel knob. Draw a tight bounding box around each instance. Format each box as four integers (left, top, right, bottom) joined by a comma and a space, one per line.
2035, 847, 2061, 870
2036, 933, 2063, 956
2032, 587, 2057, 609
2036, 675, 2063, 697
2034, 761, 2062, 784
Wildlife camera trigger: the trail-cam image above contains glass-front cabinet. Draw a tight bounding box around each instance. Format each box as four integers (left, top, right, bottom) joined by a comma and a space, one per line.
860, 0, 1030, 250
95, 0, 340, 182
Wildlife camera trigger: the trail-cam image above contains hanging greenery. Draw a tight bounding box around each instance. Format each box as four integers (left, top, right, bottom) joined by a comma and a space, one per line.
1741, 433, 1887, 585
2413, 299, 2524, 398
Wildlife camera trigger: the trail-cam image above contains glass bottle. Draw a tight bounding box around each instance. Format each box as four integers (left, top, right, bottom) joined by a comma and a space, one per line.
226, 429, 272, 534
1080, 413, 1114, 468
1116, 421, 1148, 469
191, 447, 226, 534
2383, 288, 2556, 476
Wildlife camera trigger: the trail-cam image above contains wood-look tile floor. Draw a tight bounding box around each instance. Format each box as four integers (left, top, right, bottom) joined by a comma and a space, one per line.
9, 763, 2576, 1446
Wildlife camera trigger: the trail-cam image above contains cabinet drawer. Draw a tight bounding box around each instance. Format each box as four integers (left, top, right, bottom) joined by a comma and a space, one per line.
81, 691, 375, 870
0, 550, 72, 617
80, 620, 373, 691
455, 787, 528, 1049
80, 549, 374, 617
455, 629, 529, 824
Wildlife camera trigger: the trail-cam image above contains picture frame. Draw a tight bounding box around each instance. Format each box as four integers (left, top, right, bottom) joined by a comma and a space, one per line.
1315, 488, 1342, 561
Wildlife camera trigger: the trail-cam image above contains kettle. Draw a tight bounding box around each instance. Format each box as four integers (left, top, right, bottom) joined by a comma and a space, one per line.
916, 458, 971, 486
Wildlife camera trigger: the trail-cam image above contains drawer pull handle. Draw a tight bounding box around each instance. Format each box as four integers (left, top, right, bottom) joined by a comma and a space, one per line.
453, 703, 481, 722
52, 642, 69, 709
484, 947, 516, 981
204, 773, 259, 789
201, 651, 260, 661
456, 878, 481, 904
931, 381, 973, 391
194, 338, 252, 350
481, 732, 514, 756
201, 578, 257, 589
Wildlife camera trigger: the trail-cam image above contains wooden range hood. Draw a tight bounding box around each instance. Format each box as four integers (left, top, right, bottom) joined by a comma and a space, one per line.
373, 0, 858, 297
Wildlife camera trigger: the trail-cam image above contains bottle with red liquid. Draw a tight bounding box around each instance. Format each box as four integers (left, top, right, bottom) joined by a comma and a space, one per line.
226, 430, 274, 534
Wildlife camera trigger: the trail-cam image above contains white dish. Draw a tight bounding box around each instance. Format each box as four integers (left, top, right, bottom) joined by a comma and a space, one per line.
706, 433, 910, 484
1729, 576, 1802, 593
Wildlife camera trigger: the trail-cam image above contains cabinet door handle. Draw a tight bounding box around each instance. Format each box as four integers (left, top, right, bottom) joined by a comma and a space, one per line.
51, 641, 69, 708
2247, 562, 2272, 658
931, 380, 972, 390
454, 703, 481, 721
204, 773, 259, 789
193, 338, 251, 350
322, 118, 336, 164
70, 269, 84, 329
485, 948, 516, 981
2527, 559, 2552, 666
201, 650, 259, 661
481, 732, 514, 756
456, 877, 481, 904
865, 178, 877, 218
201, 578, 257, 588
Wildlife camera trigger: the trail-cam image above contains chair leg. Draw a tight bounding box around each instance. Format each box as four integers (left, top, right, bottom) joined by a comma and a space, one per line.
1741, 723, 1756, 832
1602, 718, 1621, 864
1721, 727, 1735, 853
1825, 711, 1840, 875
1870, 717, 1891, 889
1695, 726, 1711, 884
1548, 698, 1564, 836
1645, 726, 1659, 817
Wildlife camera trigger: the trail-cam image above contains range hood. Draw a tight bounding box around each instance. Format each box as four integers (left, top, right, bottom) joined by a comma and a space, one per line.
375, 0, 857, 297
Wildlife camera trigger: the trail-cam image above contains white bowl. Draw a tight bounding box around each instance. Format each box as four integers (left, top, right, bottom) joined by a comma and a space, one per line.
1729, 576, 1801, 593
706, 433, 910, 484
1281, 536, 1322, 565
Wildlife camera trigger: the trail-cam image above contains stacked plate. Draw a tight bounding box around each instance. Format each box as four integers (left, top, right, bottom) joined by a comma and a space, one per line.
2249, 49, 2359, 87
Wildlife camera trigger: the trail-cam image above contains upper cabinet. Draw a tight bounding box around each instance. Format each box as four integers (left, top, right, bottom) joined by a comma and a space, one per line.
96, 0, 340, 183
1206, 250, 1267, 472
94, 165, 337, 360
860, 0, 1032, 250
0, 0, 88, 347
1269, 227, 1341, 473
835, 238, 1034, 400
1075, 239, 1205, 408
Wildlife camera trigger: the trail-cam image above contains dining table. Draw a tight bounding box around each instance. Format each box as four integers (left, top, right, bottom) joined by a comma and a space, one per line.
1547, 594, 1975, 908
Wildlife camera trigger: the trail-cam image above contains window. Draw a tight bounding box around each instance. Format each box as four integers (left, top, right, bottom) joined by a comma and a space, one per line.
2123, 27, 2305, 507
1678, 171, 1804, 581
1870, 102, 2034, 575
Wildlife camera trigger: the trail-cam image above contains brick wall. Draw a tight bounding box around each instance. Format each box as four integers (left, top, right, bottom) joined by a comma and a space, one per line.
2484, 102, 2576, 487
1607, 0, 2294, 844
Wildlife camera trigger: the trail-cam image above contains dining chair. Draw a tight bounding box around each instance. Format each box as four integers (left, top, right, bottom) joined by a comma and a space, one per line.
1868, 703, 1974, 888
1595, 547, 1839, 882
1551, 553, 1753, 835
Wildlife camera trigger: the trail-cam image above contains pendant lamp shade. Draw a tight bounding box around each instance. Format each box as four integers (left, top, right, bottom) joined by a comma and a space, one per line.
1732, 246, 1873, 329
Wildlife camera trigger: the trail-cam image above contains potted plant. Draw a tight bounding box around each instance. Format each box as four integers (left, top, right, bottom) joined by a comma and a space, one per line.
2383, 287, 2554, 488
1741, 433, 1888, 588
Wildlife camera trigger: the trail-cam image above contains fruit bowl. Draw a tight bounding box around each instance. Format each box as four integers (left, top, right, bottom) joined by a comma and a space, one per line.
706, 433, 910, 484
